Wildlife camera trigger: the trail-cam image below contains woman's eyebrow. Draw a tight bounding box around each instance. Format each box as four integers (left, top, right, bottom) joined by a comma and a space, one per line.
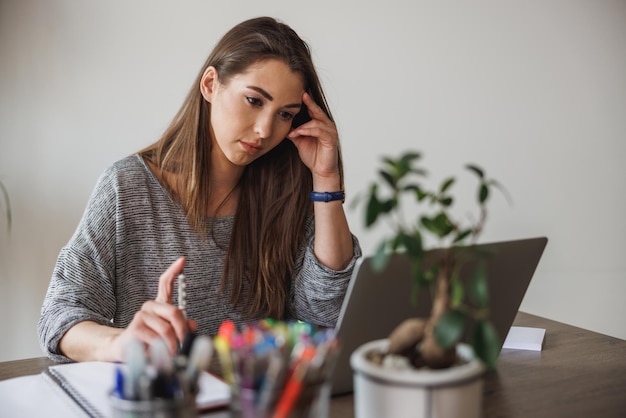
247, 86, 302, 109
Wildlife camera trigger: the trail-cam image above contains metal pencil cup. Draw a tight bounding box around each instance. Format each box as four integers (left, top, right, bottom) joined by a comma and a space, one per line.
109, 392, 197, 418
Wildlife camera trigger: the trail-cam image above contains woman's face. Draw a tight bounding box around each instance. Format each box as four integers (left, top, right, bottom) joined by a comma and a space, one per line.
201, 59, 305, 167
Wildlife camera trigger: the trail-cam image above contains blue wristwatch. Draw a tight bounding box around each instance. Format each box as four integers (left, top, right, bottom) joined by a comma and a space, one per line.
310, 191, 345, 203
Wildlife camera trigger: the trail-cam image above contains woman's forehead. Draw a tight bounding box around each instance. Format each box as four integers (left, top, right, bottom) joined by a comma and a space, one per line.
229, 59, 305, 103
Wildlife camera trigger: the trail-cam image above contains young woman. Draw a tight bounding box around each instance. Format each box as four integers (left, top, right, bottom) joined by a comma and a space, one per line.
38, 17, 361, 363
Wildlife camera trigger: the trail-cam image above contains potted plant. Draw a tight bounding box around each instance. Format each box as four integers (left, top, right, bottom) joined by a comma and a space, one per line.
350, 151, 506, 418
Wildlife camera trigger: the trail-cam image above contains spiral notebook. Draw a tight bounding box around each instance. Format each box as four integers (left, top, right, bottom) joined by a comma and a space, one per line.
0, 361, 231, 418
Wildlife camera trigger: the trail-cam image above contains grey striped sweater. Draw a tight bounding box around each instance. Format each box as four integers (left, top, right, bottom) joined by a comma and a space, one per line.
37, 155, 361, 363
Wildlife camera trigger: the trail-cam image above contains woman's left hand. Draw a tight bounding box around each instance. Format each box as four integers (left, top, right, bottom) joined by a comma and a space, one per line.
287, 92, 340, 179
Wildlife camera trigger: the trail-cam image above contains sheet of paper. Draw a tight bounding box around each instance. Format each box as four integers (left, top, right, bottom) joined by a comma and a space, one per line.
502, 326, 546, 351
0, 373, 88, 418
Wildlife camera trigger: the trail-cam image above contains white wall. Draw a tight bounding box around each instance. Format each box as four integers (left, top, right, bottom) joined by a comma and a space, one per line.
1, 0, 624, 362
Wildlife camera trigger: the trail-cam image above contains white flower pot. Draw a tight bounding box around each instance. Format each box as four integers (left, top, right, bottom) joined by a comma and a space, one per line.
350, 339, 485, 418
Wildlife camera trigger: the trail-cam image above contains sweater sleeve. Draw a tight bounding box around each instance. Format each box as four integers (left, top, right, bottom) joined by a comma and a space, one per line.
289, 217, 362, 327
37, 168, 118, 363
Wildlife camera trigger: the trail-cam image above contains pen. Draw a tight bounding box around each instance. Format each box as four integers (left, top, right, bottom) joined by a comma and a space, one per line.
177, 273, 187, 319
177, 272, 196, 356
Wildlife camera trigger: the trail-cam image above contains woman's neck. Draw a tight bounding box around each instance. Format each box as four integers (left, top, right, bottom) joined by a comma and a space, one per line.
207, 149, 244, 217
143, 155, 241, 218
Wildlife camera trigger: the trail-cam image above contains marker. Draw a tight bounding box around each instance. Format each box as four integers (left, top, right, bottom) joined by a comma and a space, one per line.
214, 334, 236, 385
272, 346, 316, 418
113, 366, 125, 399
256, 349, 287, 415
123, 338, 147, 400
186, 335, 213, 392
150, 338, 175, 399
218, 319, 236, 343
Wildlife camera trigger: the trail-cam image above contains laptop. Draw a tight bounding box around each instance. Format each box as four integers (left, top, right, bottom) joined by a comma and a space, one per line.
330, 236, 548, 395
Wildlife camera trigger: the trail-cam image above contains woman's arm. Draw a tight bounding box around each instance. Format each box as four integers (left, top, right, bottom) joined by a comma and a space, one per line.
310, 174, 354, 270
37, 162, 192, 363
58, 257, 191, 362
288, 92, 355, 270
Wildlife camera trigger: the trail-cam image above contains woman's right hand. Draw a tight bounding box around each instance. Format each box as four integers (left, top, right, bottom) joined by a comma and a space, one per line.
107, 257, 195, 361
60, 257, 196, 362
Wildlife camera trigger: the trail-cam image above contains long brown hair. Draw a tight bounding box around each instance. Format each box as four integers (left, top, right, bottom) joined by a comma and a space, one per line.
139, 17, 344, 319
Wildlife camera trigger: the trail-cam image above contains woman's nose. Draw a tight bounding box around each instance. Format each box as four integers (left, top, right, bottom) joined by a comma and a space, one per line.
255, 113, 273, 139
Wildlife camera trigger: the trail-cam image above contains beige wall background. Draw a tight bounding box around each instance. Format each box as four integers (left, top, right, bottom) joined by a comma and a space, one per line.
1, 0, 625, 361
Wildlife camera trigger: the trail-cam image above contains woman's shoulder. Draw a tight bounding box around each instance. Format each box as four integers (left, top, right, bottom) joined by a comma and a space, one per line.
103, 154, 148, 177
87, 155, 167, 203
97, 155, 156, 187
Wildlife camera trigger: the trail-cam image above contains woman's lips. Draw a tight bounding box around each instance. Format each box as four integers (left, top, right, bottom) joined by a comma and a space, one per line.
240, 141, 262, 154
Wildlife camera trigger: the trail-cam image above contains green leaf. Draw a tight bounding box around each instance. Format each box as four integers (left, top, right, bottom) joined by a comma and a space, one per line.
389, 234, 401, 251
403, 184, 422, 194
399, 231, 423, 259
409, 263, 427, 306
440, 177, 455, 193
422, 212, 454, 238
409, 167, 428, 177
439, 196, 453, 207
379, 170, 395, 188
490, 179, 513, 206
410, 260, 429, 291
371, 241, 390, 272
416, 189, 429, 202
423, 264, 438, 283
466, 164, 484, 179
479, 184, 489, 203
399, 151, 421, 165
450, 272, 464, 308
469, 262, 489, 308
381, 156, 395, 169
472, 319, 501, 369
381, 198, 396, 213
453, 229, 473, 243
420, 216, 437, 235
393, 158, 411, 179
365, 191, 381, 227
435, 310, 467, 349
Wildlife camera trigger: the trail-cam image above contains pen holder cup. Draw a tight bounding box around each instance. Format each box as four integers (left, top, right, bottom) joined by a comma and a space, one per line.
109, 392, 197, 418
229, 379, 331, 418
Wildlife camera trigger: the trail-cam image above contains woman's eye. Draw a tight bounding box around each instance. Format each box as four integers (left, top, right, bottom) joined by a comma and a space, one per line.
278, 111, 294, 121
246, 96, 262, 107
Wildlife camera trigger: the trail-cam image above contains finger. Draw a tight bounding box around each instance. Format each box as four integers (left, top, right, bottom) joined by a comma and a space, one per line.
125, 322, 159, 347
142, 300, 189, 339
144, 317, 180, 356
136, 303, 186, 354
290, 125, 332, 140
155, 256, 186, 304
302, 92, 330, 122
188, 319, 198, 332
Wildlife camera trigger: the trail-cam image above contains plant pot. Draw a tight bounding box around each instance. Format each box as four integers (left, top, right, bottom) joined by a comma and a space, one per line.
350, 339, 485, 418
